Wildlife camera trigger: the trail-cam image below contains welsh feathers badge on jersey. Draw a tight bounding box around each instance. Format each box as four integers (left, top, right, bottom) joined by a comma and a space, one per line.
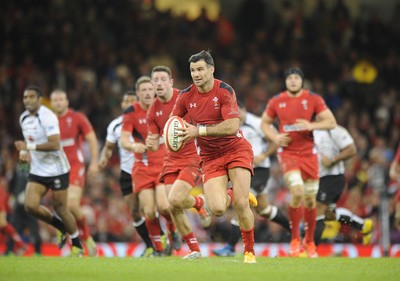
164, 116, 186, 152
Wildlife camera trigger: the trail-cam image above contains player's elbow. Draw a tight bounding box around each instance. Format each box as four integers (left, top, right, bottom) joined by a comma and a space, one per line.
325, 118, 337, 130
348, 144, 357, 157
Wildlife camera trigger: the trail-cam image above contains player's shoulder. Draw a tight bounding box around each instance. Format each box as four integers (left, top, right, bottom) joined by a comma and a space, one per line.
108, 115, 123, 132
19, 110, 30, 123
304, 89, 323, 99
332, 125, 350, 136
123, 104, 136, 114
269, 91, 286, 102
68, 109, 88, 119
217, 80, 234, 95
38, 105, 56, 118
179, 85, 193, 96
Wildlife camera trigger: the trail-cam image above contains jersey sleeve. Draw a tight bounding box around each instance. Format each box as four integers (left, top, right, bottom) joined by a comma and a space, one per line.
313, 95, 329, 114
122, 111, 134, 133
265, 98, 277, 120
333, 126, 354, 150
105, 121, 118, 144
42, 113, 61, 137
76, 112, 94, 136
220, 87, 240, 120
171, 92, 187, 117
146, 103, 160, 135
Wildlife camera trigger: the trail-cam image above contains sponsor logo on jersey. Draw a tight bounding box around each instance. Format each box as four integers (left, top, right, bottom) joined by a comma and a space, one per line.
67, 117, 73, 127
301, 99, 308, 110
212, 97, 219, 109
283, 124, 305, 132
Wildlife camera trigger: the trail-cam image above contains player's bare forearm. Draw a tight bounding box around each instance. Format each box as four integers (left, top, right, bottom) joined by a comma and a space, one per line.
15, 134, 61, 151
204, 118, 240, 137
390, 161, 400, 181
86, 132, 99, 165
98, 146, 112, 169
308, 109, 337, 131
121, 131, 133, 151
395, 202, 400, 230
261, 113, 279, 144
146, 133, 160, 151
324, 143, 357, 167
263, 141, 278, 158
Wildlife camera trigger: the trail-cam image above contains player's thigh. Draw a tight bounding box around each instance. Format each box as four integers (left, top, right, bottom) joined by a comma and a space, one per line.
51, 188, 69, 210
138, 189, 156, 217
155, 183, 169, 213
255, 193, 270, 212
123, 193, 140, 213
25, 181, 47, 209
283, 170, 304, 195
228, 167, 252, 199
0, 211, 6, 227
169, 180, 192, 204
203, 175, 229, 211
67, 184, 83, 203
316, 201, 328, 216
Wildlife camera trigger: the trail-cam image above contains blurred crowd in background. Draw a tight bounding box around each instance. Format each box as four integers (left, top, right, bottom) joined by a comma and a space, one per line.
1, 0, 400, 252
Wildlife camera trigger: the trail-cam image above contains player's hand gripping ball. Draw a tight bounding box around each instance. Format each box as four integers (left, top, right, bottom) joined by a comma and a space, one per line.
164, 116, 186, 152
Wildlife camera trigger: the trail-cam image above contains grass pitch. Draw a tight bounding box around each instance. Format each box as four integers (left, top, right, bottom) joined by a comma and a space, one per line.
1, 256, 399, 281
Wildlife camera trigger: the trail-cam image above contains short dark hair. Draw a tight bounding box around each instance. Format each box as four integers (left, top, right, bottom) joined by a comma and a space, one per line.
151, 65, 172, 78
188, 50, 214, 67
25, 85, 43, 97
284, 67, 304, 80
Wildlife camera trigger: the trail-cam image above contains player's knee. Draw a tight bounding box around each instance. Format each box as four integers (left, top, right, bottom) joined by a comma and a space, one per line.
131, 208, 141, 221
143, 209, 157, 220
53, 203, 68, 216
158, 206, 170, 217
304, 194, 316, 208
291, 189, 303, 201
24, 201, 38, 215
233, 197, 248, 213
210, 206, 226, 217
168, 196, 182, 209
0, 215, 7, 227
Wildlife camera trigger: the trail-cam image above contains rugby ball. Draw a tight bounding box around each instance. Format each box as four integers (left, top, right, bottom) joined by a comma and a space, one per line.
164, 116, 186, 152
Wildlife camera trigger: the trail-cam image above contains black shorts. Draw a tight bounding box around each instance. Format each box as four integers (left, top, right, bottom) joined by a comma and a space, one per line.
119, 170, 133, 196
28, 173, 69, 190
317, 174, 345, 204
251, 167, 270, 194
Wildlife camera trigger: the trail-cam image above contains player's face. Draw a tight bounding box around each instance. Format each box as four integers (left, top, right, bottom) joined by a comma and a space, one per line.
285, 74, 303, 94
50, 92, 69, 115
190, 60, 214, 89
23, 90, 41, 113
121, 95, 137, 110
152, 71, 173, 100
137, 82, 155, 107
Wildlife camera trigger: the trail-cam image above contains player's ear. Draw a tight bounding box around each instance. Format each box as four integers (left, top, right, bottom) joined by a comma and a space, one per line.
209, 65, 215, 74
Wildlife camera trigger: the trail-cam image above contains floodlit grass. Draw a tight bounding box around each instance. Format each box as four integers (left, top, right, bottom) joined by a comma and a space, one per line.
1, 256, 400, 281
